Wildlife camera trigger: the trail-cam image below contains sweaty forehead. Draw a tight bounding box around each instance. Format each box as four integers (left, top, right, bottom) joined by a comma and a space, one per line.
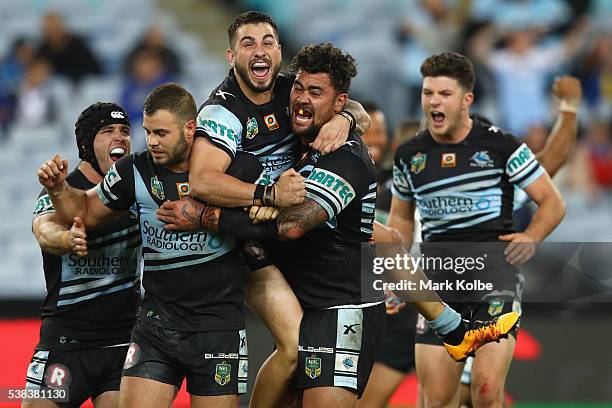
236, 23, 277, 42
422, 76, 461, 91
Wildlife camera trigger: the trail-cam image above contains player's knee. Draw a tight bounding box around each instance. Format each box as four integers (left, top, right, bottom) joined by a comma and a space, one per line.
276, 339, 298, 369
471, 377, 504, 407
421, 386, 457, 408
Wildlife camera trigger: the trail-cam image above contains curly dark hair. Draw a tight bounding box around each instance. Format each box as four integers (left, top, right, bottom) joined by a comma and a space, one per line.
228, 11, 279, 49
289, 43, 357, 94
420, 52, 475, 92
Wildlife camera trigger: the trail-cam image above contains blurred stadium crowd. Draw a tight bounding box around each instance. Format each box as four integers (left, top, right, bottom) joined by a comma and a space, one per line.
0, 0, 610, 294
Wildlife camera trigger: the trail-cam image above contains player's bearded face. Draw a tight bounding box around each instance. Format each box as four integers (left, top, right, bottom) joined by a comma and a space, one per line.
93, 124, 131, 174
145, 111, 190, 167
290, 71, 341, 141
231, 23, 282, 94
421, 76, 471, 138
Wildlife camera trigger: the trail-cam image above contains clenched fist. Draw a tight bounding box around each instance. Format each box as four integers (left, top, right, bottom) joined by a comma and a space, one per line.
274, 169, 306, 207
552, 76, 582, 110
37, 154, 68, 193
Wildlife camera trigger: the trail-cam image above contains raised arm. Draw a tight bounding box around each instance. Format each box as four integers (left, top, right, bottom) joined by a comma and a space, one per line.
536, 76, 582, 176
37, 155, 123, 229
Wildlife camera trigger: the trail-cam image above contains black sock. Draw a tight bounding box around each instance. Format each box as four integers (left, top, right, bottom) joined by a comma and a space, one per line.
443, 321, 466, 345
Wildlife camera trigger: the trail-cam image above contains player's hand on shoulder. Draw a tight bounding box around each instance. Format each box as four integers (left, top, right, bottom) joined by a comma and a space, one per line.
249, 205, 280, 224
553, 76, 582, 103
498, 232, 536, 266
69, 217, 88, 256
274, 169, 306, 207
37, 154, 68, 191
157, 197, 205, 232
311, 113, 350, 155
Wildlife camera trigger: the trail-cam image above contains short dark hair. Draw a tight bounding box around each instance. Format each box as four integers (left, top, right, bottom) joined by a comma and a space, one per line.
420, 52, 475, 92
143, 83, 196, 126
289, 43, 357, 94
228, 11, 279, 49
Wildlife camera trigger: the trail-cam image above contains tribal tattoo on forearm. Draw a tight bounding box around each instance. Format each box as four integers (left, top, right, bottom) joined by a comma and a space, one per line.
200, 205, 220, 232
181, 198, 204, 226
276, 199, 328, 240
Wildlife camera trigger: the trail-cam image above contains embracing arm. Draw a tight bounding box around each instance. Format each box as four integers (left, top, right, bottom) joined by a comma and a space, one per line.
344, 99, 371, 136
189, 137, 258, 207
215, 198, 327, 241
159, 196, 328, 241
310, 99, 371, 154
189, 138, 306, 208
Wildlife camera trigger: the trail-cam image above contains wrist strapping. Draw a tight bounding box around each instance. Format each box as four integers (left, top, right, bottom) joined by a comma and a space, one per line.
253, 184, 265, 206
559, 99, 579, 113
338, 110, 356, 132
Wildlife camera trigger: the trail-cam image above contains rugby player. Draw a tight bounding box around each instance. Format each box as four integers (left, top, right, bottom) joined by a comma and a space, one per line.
27, 103, 139, 408
359, 76, 582, 408
457, 75, 582, 408
37, 84, 262, 408
159, 44, 522, 406
183, 11, 371, 408
390, 53, 566, 407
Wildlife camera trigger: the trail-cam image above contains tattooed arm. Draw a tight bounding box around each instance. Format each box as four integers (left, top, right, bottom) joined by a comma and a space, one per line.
157, 197, 328, 241
274, 199, 328, 240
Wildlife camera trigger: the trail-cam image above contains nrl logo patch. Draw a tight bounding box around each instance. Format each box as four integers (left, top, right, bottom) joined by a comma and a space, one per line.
305, 356, 321, 379
410, 152, 427, 174
246, 117, 259, 139
488, 300, 504, 316
150, 176, 165, 200
215, 362, 231, 386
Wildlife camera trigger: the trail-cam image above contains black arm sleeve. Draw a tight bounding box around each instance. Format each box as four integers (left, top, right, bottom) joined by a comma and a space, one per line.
218, 209, 279, 241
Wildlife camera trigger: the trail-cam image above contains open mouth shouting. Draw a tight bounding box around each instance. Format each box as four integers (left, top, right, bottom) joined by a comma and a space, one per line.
109, 146, 126, 162
250, 59, 271, 80
293, 105, 313, 128
430, 110, 446, 127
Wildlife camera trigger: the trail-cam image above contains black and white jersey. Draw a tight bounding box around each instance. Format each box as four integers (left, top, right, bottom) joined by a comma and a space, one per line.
268, 134, 383, 309
195, 70, 298, 183
392, 119, 545, 242
96, 151, 248, 332
32, 169, 141, 351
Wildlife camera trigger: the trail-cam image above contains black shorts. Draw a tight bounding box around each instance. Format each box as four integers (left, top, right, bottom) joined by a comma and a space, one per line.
414, 297, 522, 345
374, 308, 417, 373
123, 320, 248, 396
24, 345, 128, 407
297, 304, 385, 397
